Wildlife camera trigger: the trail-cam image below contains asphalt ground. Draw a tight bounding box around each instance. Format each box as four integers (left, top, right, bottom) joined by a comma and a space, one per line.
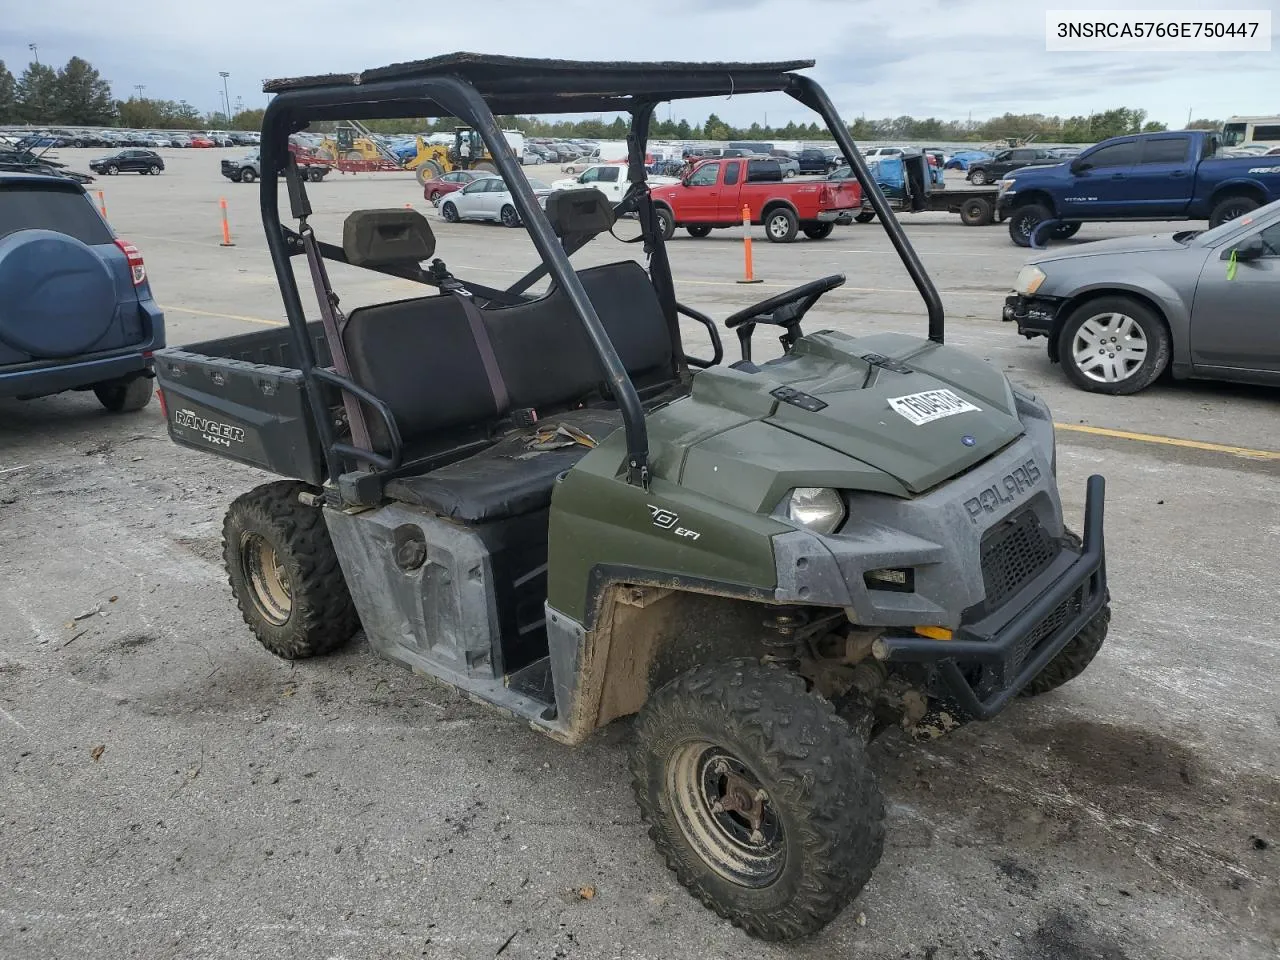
1, 148, 1277, 960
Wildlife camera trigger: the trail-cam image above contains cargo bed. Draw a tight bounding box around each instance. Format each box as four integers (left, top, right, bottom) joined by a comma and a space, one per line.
153, 323, 334, 485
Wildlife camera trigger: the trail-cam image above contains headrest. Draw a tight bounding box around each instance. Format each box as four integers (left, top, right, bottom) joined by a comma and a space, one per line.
544, 189, 616, 238
342, 209, 436, 267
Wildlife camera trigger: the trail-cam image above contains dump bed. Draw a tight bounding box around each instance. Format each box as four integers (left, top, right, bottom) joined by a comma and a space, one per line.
153, 323, 333, 485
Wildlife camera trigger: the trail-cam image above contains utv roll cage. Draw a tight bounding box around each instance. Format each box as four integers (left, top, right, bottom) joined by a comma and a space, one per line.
258, 54, 945, 496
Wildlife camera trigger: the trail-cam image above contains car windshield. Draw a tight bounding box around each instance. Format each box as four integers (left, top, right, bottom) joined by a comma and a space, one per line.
526, 179, 550, 191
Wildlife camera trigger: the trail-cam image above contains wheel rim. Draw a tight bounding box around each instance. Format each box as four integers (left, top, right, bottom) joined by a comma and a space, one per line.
501, 206, 519, 227
443, 204, 457, 222
667, 740, 786, 888
1015, 212, 1040, 239
1217, 204, 1250, 223
658, 213, 670, 235
768, 215, 789, 239
971, 171, 986, 184
241, 533, 292, 625
1071, 312, 1149, 384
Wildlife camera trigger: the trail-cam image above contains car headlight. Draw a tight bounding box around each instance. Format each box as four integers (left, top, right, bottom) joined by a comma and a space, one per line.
997, 178, 1016, 191
783, 487, 846, 535
1014, 264, 1046, 296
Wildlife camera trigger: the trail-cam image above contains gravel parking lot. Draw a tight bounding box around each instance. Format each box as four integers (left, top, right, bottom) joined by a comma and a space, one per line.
2, 148, 1277, 960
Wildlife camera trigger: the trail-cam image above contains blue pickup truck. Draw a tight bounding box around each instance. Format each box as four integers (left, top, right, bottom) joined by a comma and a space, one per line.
998, 131, 1280, 246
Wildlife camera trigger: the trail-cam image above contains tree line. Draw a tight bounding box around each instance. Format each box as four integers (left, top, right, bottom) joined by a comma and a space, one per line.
1, 56, 1224, 145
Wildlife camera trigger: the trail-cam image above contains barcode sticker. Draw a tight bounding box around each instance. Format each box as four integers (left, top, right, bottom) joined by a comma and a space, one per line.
888, 389, 980, 425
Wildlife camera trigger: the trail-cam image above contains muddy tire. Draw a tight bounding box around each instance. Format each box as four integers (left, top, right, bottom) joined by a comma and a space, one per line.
94, 376, 152, 412
630, 659, 885, 941
1022, 534, 1110, 696
222, 481, 358, 660
959, 196, 994, 226
415, 159, 444, 186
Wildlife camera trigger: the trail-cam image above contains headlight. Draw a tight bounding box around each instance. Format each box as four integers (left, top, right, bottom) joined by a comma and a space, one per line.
997, 178, 1016, 191
1014, 264, 1046, 296
783, 487, 846, 535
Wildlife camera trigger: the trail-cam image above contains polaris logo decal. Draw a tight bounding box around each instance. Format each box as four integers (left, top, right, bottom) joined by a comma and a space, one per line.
963, 459, 1042, 522
648, 505, 701, 541
173, 408, 246, 447
888, 389, 980, 426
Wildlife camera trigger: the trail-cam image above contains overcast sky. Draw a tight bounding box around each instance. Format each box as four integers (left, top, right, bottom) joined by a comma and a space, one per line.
2, 0, 1277, 128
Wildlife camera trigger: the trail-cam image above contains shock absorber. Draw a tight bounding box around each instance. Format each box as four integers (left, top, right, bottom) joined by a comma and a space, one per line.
761, 611, 806, 670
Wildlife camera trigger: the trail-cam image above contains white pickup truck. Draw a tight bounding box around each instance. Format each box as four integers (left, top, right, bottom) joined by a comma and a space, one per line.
550, 164, 678, 203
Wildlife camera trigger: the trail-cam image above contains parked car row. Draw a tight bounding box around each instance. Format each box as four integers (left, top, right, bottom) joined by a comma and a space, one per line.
0, 128, 257, 149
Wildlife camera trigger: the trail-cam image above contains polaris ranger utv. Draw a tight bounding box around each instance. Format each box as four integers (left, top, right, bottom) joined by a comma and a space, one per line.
153, 54, 1109, 941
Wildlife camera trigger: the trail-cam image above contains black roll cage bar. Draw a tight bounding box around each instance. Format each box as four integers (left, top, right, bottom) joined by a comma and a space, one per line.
258, 62, 945, 495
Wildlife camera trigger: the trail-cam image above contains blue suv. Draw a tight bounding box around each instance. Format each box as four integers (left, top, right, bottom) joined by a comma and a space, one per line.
0, 172, 164, 411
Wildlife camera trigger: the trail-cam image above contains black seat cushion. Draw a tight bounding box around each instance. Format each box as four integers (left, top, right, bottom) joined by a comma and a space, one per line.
384, 408, 622, 522
483, 261, 675, 411
342, 294, 502, 450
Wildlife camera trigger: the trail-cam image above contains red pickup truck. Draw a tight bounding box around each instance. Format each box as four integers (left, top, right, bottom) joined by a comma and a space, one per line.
651, 157, 861, 242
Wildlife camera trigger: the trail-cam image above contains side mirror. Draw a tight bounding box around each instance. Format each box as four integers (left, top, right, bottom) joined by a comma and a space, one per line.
1070, 159, 1091, 174
1223, 235, 1265, 261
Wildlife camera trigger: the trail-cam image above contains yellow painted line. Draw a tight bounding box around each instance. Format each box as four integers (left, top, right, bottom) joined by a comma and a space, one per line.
1055, 423, 1280, 461
162, 303, 284, 326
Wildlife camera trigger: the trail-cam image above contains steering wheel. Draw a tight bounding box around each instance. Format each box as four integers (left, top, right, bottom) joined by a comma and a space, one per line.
723, 274, 845, 363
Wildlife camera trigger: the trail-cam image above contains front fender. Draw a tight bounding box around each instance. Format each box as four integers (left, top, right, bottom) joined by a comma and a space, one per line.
1049, 274, 1191, 364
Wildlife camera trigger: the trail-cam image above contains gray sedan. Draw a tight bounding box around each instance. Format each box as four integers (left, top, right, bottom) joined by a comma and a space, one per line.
1003, 199, 1280, 393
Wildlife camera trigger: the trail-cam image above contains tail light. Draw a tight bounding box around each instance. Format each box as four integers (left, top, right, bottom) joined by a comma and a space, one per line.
114, 238, 146, 285
155, 387, 168, 418
818, 186, 833, 207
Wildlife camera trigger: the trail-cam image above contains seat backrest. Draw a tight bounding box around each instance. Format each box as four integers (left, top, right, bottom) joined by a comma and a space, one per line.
482, 261, 675, 411
342, 294, 502, 451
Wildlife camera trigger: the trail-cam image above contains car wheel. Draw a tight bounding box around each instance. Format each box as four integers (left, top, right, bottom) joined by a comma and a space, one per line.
654, 206, 676, 241
959, 197, 994, 226
240, 168, 256, 183
441, 201, 459, 223
107, 164, 118, 175
803, 223, 835, 240
564, 166, 576, 175
148, 164, 161, 175
1057, 295, 1171, 395
1009, 204, 1050, 248
969, 168, 989, 185
784, 169, 796, 178
1048, 221, 1081, 240
1208, 195, 1260, 228
765, 207, 798, 243
500, 204, 521, 228
687, 225, 712, 238
853, 211, 876, 224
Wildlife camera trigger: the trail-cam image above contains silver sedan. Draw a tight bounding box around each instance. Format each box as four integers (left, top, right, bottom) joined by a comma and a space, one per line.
1003, 199, 1280, 393
438, 176, 552, 227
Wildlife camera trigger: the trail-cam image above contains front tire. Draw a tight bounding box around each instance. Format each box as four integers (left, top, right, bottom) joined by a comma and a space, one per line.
239, 168, 256, 183
1057, 295, 1170, 394
969, 168, 989, 185
764, 207, 798, 243
630, 659, 884, 942
1022, 533, 1110, 696
1009, 203, 1050, 247
222, 481, 359, 660
107, 164, 118, 175
93, 376, 152, 412
654, 206, 676, 241
415, 159, 444, 186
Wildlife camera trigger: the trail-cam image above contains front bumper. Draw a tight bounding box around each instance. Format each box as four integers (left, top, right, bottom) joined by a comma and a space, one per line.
1002, 294, 1063, 338
874, 475, 1108, 719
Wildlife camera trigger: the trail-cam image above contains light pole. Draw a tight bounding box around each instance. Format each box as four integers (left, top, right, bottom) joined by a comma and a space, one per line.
219, 71, 231, 121
28, 43, 39, 66
134, 84, 145, 100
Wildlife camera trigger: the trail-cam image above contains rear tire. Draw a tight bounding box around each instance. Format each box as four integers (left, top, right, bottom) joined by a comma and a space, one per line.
1009, 203, 1050, 247
764, 207, 798, 243
107, 164, 118, 175
1048, 221, 1081, 240
654, 206, 676, 241
631, 659, 884, 942
802, 222, 834, 240
959, 197, 994, 226
1208, 195, 1259, 228
687, 225, 712, 238
853, 210, 876, 224
222, 481, 359, 660
93, 376, 152, 413
1057, 294, 1170, 394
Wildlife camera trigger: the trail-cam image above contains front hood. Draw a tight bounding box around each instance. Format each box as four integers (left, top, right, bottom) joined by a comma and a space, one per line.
681, 331, 1023, 496
1031, 233, 1190, 264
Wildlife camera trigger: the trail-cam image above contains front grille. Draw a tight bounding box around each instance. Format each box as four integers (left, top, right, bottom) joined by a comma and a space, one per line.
1012, 592, 1082, 671
980, 510, 1057, 609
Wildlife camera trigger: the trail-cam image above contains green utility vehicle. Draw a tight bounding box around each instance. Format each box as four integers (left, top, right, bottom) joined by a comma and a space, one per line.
153, 54, 1110, 940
